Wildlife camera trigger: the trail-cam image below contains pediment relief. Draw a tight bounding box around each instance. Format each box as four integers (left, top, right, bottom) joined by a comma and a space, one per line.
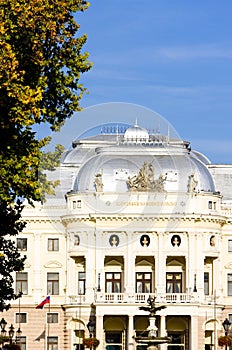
166, 259, 183, 267
105, 259, 121, 266
44, 260, 63, 268
136, 259, 153, 267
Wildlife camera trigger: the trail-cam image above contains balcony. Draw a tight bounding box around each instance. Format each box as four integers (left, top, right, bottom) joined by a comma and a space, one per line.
95, 292, 199, 304
65, 292, 220, 308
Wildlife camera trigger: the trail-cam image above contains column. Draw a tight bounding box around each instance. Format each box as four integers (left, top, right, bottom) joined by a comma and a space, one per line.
156, 232, 166, 295
196, 233, 205, 298
95, 231, 105, 293
128, 315, 134, 350
33, 232, 42, 301
95, 314, 104, 347
190, 316, 198, 349
187, 233, 195, 292
213, 258, 222, 297
159, 315, 167, 350
125, 232, 135, 294
160, 315, 166, 336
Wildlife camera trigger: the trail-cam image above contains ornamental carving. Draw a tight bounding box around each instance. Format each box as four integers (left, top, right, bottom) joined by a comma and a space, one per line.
109, 234, 119, 247
187, 173, 198, 192
126, 162, 166, 192
94, 173, 103, 192
140, 234, 150, 247
171, 234, 181, 247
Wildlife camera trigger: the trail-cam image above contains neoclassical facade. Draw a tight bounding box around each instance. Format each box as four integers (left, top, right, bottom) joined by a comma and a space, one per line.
3, 112, 232, 350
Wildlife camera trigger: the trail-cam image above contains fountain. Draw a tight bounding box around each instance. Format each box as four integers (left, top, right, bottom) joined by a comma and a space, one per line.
134, 296, 172, 350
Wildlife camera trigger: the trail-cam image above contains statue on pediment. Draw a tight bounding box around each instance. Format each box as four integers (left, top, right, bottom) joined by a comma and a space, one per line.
127, 162, 166, 192
94, 173, 103, 192
188, 173, 198, 192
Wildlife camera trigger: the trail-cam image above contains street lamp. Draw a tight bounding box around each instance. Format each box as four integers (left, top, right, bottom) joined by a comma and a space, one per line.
87, 320, 96, 350
8, 325, 14, 345
222, 318, 231, 350
222, 318, 231, 336
0, 319, 22, 348
87, 320, 95, 338
0, 318, 7, 337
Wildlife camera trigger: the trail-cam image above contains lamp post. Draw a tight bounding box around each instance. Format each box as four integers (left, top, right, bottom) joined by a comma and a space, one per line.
222, 318, 231, 350
0, 318, 7, 337
0, 318, 22, 349
87, 320, 96, 350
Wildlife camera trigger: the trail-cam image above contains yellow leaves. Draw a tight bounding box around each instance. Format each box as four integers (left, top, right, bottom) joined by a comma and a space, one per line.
0, 0, 92, 204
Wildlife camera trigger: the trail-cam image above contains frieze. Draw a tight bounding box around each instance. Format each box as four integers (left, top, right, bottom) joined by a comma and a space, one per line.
116, 201, 178, 206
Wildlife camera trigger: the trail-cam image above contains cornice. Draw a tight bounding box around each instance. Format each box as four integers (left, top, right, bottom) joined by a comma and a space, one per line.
61, 214, 227, 226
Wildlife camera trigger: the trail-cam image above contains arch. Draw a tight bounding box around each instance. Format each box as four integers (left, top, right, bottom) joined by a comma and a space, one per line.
44, 260, 63, 268
66, 317, 85, 331
203, 318, 220, 331
166, 317, 188, 331
104, 316, 127, 331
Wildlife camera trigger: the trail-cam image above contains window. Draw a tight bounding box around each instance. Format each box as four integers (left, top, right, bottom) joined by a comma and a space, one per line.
106, 332, 122, 350
105, 273, 121, 293
74, 330, 84, 350
47, 336, 58, 350
16, 272, 28, 294
17, 238, 27, 251
47, 313, 58, 324
78, 272, 86, 295
47, 273, 59, 295
208, 201, 216, 210
18, 336, 26, 350
15, 313, 27, 323
73, 200, 81, 209
228, 274, 232, 296
166, 273, 182, 293
136, 272, 152, 293
204, 272, 209, 295
167, 332, 184, 348
228, 240, 232, 252
48, 239, 59, 251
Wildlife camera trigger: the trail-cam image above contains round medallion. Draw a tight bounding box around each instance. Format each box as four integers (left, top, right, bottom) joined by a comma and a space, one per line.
140, 235, 150, 247
171, 235, 181, 247
109, 235, 119, 247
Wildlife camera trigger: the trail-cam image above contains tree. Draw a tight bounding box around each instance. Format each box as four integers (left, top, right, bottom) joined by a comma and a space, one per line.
0, 0, 92, 310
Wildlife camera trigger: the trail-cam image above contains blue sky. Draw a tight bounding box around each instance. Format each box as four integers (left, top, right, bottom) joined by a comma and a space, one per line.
52, 1, 232, 163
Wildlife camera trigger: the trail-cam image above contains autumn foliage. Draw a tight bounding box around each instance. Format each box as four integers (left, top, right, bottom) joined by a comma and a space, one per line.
0, 0, 92, 310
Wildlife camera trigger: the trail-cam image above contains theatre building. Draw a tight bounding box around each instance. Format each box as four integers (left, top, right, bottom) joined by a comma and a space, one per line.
3, 108, 232, 350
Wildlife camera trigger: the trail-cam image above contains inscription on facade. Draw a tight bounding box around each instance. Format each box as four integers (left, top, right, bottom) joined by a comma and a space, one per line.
116, 201, 178, 206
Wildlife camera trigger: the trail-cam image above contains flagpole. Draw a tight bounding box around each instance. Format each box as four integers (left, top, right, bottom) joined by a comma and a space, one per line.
48, 297, 50, 347
44, 323, 46, 350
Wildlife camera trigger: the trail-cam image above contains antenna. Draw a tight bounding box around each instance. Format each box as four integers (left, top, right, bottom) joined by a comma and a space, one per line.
167, 124, 170, 144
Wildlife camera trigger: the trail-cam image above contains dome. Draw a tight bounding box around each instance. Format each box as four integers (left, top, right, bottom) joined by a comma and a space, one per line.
124, 122, 149, 142
58, 110, 215, 196
73, 147, 215, 194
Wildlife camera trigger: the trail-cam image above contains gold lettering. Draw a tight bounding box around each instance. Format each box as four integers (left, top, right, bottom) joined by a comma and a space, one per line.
116, 201, 177, 206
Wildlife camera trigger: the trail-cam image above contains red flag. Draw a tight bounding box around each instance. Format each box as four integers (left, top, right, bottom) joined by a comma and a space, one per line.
36, 296, 50, 309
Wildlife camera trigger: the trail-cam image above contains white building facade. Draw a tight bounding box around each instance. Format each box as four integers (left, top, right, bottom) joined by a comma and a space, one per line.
2, 113, 232, 350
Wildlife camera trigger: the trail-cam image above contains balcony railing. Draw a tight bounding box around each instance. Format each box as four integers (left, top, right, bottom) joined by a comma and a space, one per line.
95, 292, 199, 304
65, 292, 221, 307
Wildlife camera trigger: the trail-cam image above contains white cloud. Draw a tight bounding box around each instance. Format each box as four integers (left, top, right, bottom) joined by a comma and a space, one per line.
157, 44, 232, 61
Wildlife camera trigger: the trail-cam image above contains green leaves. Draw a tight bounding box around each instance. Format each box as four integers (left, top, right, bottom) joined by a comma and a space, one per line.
0, 0, 92, 310
0, 0, 92, 204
